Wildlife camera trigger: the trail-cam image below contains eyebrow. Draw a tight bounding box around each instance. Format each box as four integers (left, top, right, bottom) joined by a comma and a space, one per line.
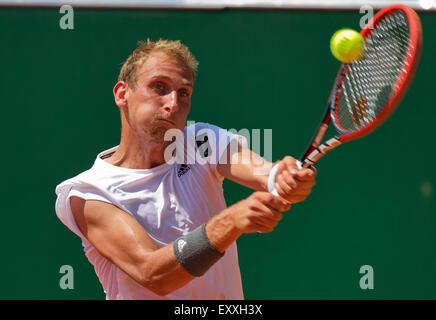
151, 75, 193, 88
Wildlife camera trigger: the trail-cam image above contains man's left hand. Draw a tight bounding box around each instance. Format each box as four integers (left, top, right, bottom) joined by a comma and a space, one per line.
273, 156, 317, 204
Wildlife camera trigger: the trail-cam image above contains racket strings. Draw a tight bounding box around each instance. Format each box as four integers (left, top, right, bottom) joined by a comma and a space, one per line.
333, 10, 410, 133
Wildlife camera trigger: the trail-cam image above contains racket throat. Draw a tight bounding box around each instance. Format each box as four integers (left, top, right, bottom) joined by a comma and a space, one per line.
303, 137, 342, 167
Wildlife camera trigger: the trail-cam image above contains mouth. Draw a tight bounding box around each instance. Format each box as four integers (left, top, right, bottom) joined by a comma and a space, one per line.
156, 118, 176, 126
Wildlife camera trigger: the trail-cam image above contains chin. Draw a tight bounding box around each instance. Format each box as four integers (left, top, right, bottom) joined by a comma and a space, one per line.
144, 122, 183, 143
149, 126, 179, 144
148, 126, 166, 140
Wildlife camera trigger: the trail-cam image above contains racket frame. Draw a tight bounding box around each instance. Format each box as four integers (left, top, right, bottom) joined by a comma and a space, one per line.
300, 4, 422, 168
335, 4, 423, 144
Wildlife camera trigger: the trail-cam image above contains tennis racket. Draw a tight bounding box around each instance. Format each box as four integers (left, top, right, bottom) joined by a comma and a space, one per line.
277, 4, 422, 180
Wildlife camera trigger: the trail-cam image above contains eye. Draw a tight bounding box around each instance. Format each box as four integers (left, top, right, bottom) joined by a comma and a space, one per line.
178, 89, 191, 98
152, 81, 166, 93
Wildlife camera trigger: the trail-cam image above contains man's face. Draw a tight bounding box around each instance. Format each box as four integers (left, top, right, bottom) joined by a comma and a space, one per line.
124, 51, 194, 142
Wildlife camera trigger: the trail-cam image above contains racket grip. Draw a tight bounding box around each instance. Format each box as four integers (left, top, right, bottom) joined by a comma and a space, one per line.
268, 160, 302, 197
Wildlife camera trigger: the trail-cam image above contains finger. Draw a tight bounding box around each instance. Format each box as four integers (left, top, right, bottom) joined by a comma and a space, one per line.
257, 192, 291, 211
287, 195, 307, 204
281, 156, 300, 174
287, 188, 312, 196
276, 171, 297, 192
294, 168, 317, 181
273, 183, 293, 206
256, 204, 284, 221
292, 180, 316, 191
251, 217, 278, 233
252, 214, 279, 228
276, 173, 293, 195
252, 222, 275, 234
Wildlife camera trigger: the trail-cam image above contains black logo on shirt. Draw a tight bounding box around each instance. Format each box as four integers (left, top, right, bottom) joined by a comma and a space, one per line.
196, 133, 210, 158
177, 164, 191, 177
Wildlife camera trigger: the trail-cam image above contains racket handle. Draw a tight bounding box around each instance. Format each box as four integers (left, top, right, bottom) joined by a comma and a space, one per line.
301, 137, 342, 168
268, 160, 302, 197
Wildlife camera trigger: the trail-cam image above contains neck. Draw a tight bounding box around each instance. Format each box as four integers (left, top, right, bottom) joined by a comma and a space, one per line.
106, 125, 170, 170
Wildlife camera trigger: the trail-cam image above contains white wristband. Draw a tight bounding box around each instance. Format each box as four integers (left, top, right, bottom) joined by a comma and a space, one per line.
267, 163, 281, 196
267, 160, 303, 197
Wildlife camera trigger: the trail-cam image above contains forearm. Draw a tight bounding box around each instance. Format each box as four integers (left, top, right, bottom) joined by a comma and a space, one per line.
140, 244, 195, 296
205, 206, 243, 252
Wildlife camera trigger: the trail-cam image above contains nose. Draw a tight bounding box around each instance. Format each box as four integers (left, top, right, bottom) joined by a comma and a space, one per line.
163, 90, 179, 114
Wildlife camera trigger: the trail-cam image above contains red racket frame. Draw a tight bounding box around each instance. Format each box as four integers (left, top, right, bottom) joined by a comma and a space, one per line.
300, 4, 422, 164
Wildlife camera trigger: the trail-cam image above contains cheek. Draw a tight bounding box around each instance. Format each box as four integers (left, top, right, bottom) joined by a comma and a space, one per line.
129, 94, 161, 120
177, 103, 191, 122
130, 87, 160, 107
125, 104, 153, 131
182, 102, 191, 115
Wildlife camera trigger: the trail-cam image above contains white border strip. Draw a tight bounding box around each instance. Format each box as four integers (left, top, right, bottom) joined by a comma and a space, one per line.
0, 0, 428, 10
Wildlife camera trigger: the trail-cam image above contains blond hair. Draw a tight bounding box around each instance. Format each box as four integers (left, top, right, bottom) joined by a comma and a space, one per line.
118, 38, 199, 89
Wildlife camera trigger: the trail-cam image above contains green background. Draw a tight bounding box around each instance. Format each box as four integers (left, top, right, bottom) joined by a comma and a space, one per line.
0, 6, 434, 299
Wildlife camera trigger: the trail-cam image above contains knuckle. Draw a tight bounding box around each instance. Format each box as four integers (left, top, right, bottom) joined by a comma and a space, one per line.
274, 211, 283, 220
284, 174, 294, 185
281, 186, 291, 195
247, 201, 259, 212
243, 217, 252, 227
254, 191, 268, 199
261, 192, 274, 203
240, 198, 251, 209
249, 192, 261, 203
250, 191, 260, 199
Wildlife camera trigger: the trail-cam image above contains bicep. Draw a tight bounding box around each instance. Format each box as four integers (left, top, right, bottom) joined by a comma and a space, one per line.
216, 142, 272, 191
70, 196, 159, 285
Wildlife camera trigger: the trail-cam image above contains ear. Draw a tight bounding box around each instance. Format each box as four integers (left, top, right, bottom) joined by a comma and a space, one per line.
113, 81, 129, 109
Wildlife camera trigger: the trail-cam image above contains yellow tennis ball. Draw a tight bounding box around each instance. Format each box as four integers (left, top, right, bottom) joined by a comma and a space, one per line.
330, 29, 364, 64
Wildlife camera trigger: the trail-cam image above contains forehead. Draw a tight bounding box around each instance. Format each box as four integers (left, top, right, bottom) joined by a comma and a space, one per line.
138, 51, 194, 84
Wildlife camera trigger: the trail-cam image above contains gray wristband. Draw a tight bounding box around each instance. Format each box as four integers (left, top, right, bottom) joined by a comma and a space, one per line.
173, 223, 225, 277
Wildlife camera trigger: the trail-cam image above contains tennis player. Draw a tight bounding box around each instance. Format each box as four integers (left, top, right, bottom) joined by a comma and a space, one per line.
55, 39, 316, 300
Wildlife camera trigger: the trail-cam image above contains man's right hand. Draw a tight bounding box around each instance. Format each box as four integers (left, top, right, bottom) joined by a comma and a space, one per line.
229, 191, 291, 234
205, 192, 291, 253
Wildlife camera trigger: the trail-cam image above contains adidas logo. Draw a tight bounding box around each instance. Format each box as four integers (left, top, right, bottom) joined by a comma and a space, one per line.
177, 164, 191, 177
177, 239, 187, 253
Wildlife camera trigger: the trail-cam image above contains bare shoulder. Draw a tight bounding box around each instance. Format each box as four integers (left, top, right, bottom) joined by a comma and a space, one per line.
69, 196, 128, 238
68, 197, 163, 289
69, 196, 159, 255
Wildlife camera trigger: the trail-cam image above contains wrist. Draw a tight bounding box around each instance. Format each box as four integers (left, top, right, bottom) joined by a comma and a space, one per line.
206, 208, 243, 253
173, 224, 225, 277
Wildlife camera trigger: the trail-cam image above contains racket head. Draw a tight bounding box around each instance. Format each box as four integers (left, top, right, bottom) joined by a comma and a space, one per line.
330, 4, 422, 143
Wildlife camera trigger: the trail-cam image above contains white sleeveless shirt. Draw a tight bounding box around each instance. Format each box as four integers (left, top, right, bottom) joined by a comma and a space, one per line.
54, 122, 244, 300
